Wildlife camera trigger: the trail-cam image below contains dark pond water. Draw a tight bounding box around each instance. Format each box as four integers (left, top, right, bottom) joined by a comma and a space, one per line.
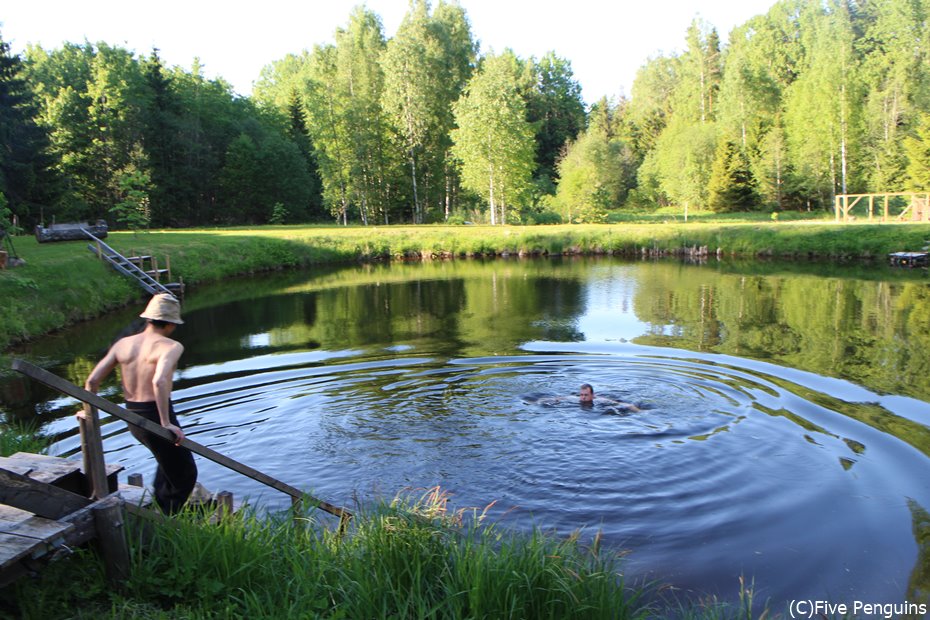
4, 257, 930, 608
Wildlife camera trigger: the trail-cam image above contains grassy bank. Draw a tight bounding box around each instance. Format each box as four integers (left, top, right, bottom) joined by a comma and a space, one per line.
0, 424, 764, 620
2, 220, 929, 350
0, 484, 770, 620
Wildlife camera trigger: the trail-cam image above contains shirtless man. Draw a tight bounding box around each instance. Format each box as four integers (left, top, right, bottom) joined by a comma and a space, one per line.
84, 293, 197, 513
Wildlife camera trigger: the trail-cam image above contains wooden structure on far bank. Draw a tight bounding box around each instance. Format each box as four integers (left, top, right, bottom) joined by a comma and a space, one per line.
834, 192, 930, 222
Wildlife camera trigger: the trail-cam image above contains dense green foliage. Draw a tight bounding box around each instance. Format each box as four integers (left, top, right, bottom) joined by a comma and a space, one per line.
5, 1, 930, 228
563, 0, 930, 217
0, 421, 50, 456
0, 34, 60, 228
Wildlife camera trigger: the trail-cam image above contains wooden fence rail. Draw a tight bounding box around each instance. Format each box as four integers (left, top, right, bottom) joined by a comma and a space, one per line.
834, 192, 930, 222
11, 359, 351, 526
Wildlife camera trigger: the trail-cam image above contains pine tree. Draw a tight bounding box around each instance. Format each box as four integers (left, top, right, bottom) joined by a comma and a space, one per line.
904, 113, 930, 190
0, 31, 61, 227
287, 89, 324, 219
707, 140, 757, 212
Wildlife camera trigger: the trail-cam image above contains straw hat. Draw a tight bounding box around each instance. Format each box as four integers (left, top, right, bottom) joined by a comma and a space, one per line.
139, 293, 184, 324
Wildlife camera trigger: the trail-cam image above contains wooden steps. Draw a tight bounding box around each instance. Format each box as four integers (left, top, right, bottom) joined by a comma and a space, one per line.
83, 229, 184, 296
0, 451, 244, 585
0, 452, 125, 585
5, 360, 353, 587
0, 452, 122, 496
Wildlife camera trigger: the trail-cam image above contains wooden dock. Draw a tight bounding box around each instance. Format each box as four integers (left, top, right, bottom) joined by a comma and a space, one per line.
2, 359, 352, 586
889, 251, 929, 267
0, 452, 148, 586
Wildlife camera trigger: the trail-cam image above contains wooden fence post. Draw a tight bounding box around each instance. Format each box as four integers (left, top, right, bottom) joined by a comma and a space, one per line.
213, 491, 234, 523
80, 404, 110, 499
93, 500, 130, 587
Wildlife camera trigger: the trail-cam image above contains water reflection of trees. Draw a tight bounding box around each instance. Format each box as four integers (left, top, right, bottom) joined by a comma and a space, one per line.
632, 265, 930, 402
907, 500, 930, 610
179, 260, 586, 365
8, 257, 928, 424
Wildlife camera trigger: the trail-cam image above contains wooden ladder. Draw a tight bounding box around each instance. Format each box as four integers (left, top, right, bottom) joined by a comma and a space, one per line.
82, 229, 172, 296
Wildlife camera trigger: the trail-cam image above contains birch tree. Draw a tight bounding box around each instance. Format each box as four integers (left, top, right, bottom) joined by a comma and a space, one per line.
382, 0, 476, 222
451, 51, 535, 224
783, 0, 864, 204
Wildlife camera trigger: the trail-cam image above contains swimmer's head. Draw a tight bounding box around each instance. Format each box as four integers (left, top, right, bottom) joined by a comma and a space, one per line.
579, 383, 594, 403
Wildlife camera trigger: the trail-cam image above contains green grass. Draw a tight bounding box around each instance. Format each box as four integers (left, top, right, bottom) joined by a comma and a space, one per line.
0, 486, 784, 619
0, 421, 51, 456
3, 488, 662, 620
3, 219, 929, 351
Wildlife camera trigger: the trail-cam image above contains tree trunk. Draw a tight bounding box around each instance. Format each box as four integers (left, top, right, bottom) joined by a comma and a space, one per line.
488, 164, 496, 226
409, 152, 420, 224
445, 172, 451, 221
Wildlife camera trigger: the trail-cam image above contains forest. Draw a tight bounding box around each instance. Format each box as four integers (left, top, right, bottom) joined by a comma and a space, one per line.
3, 0, 930, 229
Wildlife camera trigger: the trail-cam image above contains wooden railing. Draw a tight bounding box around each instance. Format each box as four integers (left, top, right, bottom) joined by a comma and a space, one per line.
834, 192, 930, 222
12, 359, 352, 527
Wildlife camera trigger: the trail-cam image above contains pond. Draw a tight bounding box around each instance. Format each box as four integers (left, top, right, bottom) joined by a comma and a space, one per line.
5, 256, 930, 608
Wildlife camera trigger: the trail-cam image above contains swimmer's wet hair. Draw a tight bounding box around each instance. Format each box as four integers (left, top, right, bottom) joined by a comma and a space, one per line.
580, 383, 593, 393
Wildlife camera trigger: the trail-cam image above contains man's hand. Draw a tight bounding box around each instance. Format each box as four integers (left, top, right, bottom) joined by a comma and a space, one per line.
162, 423, 185, 445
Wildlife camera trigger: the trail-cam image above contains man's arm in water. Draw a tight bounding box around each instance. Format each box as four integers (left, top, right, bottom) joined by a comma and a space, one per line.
597, 396, 640, 412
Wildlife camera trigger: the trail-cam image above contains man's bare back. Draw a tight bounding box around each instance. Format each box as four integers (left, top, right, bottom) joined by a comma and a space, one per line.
85, 323, 185, 443
110, 330, 183, 401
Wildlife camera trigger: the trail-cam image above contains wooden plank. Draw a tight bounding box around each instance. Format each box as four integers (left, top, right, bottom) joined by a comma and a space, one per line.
0, 514, 72, 541
4, 452, 121, 495
0, 505, 34, 527
0, 453, 80, 484
0, 534, 48, 571
118, 483, 153, 509
58, 494, 123, 547
0, 467, 91, 520
80, 404, 110, 499
0, 516, 73, 572
0, 494, 125, 587
12, 360, 352, 522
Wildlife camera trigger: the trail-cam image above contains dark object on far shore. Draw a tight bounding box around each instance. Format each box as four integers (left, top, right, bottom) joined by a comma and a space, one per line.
888, 251, 928, 268
35, 220, 108, 243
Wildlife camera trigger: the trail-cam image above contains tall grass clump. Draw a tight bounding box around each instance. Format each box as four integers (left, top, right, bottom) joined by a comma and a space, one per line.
0, 420, 51, 456
4, 487, 654, 619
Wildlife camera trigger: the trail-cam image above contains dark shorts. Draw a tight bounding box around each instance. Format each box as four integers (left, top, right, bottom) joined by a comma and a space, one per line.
124, 400, 198, 514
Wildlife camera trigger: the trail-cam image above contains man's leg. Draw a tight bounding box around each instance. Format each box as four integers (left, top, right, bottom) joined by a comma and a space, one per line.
126, 402, 198, 514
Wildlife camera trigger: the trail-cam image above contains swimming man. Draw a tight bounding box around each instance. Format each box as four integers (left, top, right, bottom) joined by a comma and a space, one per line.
533, 383, 639, 412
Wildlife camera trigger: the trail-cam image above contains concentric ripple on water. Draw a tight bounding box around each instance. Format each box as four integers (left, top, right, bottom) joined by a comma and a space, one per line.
31, 258, 930, 606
